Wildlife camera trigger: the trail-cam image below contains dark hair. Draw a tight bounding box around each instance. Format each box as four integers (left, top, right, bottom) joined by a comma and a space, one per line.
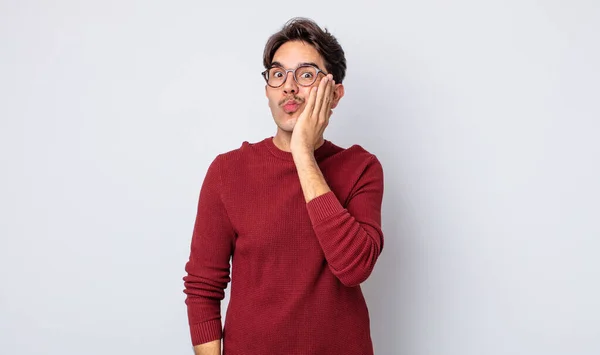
263, 17, 347, 83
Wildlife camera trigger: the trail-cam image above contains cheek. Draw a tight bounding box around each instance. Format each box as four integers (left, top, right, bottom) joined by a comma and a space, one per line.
265, 92, 277, 108
297, 87, 314, 100
271, 98, 282, 111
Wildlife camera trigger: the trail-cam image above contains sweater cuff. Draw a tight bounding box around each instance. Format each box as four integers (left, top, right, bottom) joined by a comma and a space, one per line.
190, 319, 222, 346
306, 191, 345, 225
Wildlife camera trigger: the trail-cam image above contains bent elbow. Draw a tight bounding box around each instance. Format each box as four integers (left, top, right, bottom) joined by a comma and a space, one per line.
332, 246, 380, 287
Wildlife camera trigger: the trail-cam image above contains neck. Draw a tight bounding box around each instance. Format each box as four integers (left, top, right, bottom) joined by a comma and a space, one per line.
273, 129, 325, 152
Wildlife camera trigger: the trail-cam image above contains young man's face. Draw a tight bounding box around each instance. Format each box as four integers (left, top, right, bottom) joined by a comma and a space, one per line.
265, 40, 338, 133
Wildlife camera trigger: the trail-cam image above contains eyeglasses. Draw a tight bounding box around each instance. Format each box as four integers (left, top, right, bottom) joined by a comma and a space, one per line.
261, 64, 328, 88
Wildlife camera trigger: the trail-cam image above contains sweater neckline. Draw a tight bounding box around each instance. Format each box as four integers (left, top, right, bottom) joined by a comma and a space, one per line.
264, 136, 335, 161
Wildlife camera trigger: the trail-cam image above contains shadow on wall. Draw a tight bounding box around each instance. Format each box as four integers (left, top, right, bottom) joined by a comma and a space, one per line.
344, 70, 423, 355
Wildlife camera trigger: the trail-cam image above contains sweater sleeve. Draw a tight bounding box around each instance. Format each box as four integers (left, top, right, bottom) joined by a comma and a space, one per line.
183, 155, 236, 345
306, 155, 384, 287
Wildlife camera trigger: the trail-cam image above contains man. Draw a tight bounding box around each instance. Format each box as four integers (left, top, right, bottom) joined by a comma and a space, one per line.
183, 17, 385, 355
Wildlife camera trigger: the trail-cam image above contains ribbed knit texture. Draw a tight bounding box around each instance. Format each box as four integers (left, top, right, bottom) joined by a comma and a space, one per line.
183, 137, 384, 355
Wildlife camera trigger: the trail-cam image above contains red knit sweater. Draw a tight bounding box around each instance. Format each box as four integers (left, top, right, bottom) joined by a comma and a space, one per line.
183, 137, 385, 354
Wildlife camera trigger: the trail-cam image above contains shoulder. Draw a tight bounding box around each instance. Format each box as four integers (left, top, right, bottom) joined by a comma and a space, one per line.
210, 138, 269, 175
212, 138, 263, 161
346, 144, 380, 161
332, 142, 383, 173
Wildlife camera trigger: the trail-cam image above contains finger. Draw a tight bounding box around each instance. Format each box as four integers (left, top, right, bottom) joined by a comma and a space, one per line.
319, 78, 334, 123
311, 75, 329, 120
301, 86, 318, 121
328, 79, 335, 113
316, 76, 332, 123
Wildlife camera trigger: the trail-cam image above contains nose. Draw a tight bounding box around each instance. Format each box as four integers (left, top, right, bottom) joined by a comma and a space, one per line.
282, 70, 298, 94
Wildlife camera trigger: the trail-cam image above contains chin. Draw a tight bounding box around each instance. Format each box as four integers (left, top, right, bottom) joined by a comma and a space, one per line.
275, 115, 298, 132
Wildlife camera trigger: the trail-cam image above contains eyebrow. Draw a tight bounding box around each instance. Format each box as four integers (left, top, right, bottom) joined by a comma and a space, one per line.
270, 61, 324, 71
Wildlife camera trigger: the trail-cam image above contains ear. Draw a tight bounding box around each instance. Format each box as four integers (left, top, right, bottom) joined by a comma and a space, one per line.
331, 83, 345, 109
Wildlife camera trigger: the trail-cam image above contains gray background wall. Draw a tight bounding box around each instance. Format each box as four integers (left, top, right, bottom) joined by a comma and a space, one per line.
1, 1, 599, 354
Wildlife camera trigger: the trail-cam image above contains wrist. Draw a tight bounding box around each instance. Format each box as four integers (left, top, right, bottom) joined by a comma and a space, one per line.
290, 142, 313, 157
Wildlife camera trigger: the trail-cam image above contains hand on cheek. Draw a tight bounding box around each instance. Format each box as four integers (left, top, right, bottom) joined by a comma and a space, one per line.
291, 74, 336, 154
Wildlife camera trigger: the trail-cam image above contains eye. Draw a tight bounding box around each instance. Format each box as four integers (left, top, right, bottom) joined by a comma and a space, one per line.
269, 68, 285, 78
296, 66, 318, 82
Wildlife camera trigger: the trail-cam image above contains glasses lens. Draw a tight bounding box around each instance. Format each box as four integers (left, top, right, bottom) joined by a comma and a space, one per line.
267, 67, 285, 87
295, 66, 318, 86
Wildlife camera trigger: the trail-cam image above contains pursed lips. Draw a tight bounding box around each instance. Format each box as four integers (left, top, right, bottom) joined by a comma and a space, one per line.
281, 98, 303, 113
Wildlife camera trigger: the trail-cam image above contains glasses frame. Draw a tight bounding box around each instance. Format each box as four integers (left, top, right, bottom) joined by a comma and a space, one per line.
261, 64, 328, 88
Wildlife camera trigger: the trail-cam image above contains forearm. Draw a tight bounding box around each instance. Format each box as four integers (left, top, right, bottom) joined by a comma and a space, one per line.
193, 339, 220, 355
184, 156, 232, 354
292, 150, 331, 202
302, 155, 385, 287
306, 192, 383, 286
